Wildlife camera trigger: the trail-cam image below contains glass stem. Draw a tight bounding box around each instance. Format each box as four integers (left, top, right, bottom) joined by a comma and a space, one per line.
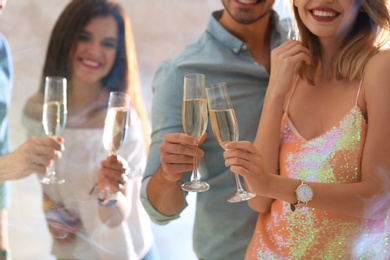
192, 156, 199, 182
48, 162, 55, 176
47, 135, 56, 177
234, 173, 245, 192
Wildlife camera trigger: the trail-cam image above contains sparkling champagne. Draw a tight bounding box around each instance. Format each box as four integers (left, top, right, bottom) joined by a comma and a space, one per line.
209, 109, 239, 148
182, 99, 208, 138
42, 101, 67, 136
102, 107, 129, 154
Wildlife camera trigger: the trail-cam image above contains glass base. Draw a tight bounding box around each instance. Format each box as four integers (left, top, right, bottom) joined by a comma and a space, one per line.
41, 173, 65, 185
227, 191, 256, 203
181, 180, 210, 192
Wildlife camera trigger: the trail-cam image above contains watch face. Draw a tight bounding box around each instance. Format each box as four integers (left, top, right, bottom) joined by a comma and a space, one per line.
296, 184, 313, 203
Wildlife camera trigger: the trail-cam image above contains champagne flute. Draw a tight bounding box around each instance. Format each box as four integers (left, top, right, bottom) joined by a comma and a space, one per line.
100, 91, 130, 202
206, 82, 256, 203
41, 76, 67, 185
181, 73, 210, 192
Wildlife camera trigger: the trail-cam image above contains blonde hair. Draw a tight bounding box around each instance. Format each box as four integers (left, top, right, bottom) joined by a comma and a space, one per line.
291, 0, 390, 84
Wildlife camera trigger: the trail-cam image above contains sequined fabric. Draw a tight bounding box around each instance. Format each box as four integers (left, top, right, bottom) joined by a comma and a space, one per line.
246, 106, 390, 259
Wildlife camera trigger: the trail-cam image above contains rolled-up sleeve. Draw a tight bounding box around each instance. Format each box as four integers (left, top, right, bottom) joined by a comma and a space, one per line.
140, 60, 189, 224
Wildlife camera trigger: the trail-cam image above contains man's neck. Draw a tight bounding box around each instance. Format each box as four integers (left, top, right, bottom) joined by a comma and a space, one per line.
219, 10, 273, 70
219, 10, 272, 45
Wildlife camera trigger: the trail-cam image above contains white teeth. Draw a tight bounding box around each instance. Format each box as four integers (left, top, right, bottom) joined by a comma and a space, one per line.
82, 59, 99, 67
313, 10, 337, 18
238, 0, 257, 4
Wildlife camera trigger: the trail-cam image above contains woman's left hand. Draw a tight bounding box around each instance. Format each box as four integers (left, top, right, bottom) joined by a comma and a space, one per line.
268, 40, 311, 98
98, 155, 130, 194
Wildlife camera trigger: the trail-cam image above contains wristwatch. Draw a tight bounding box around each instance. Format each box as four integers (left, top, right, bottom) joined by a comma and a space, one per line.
290, 181, 314, 212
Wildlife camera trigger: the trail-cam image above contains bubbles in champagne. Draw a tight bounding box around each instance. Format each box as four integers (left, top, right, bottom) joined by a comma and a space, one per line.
182, 99, 208, 138
102, 107, 129, 154
209, 109, 239, 148
42, 101, 67, 136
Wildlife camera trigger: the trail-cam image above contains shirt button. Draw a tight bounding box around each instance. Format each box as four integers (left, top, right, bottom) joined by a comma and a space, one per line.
242, 44, 248, 50
233, 48, 239, 53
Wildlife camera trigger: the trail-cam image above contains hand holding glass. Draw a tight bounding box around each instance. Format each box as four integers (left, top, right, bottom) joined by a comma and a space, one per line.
181, 73, 210, 192
100, 91, 130, 202
206, 82, 255, 203
41, 76, 67, 185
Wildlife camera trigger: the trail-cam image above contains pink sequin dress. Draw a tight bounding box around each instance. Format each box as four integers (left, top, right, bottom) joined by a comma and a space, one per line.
246, 78, 390, 259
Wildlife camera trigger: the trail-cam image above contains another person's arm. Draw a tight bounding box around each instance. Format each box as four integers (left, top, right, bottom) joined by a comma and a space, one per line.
0, 183, 9, 259
0, 136, 64, 182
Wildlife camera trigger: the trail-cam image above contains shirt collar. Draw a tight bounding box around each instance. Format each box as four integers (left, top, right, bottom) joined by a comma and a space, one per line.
206, 10, 288, 54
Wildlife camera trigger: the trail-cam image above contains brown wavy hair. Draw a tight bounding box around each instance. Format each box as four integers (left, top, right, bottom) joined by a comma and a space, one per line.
290, 0, 390, 85
40, 0, 150, 147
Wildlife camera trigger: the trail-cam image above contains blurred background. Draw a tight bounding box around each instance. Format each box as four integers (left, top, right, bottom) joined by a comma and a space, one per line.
0, 0, 286, 259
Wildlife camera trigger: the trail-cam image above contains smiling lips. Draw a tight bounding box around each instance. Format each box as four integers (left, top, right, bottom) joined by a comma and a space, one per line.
79, 57, 101, 69
310, 8, 340, 22
237, 0, 260, 4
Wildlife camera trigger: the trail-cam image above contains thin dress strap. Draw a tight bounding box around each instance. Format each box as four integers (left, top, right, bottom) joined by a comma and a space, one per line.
284, 76, 300, 114
355, 75, 364, 106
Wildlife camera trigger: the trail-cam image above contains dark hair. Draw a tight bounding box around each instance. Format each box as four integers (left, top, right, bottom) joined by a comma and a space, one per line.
40, 0, 151, 146
40, 0, 128, 93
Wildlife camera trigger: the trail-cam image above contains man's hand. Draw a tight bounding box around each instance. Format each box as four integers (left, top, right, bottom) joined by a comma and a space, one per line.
146, 132, 207, 216
158, 132, 206, 182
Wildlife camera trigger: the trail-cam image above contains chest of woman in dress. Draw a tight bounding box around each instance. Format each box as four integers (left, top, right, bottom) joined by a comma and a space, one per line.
280, 78, 367, 183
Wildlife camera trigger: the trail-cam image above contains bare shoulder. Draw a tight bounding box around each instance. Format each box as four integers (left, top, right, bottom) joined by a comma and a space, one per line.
365, 49, 390, 75
364, 50, 390, 89
362, 49, 390, 110
23, 93, 44, 121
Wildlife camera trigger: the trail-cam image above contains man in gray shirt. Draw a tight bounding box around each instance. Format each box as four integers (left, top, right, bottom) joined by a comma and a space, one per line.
141, 1, 289, 259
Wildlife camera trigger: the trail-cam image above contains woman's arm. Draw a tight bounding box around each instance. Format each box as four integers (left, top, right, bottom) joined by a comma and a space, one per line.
226, 40, 311, 213
245, 91, 285, 213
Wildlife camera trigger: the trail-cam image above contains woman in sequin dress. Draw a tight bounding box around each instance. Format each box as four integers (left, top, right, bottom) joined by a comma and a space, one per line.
223, 0, 390, 259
